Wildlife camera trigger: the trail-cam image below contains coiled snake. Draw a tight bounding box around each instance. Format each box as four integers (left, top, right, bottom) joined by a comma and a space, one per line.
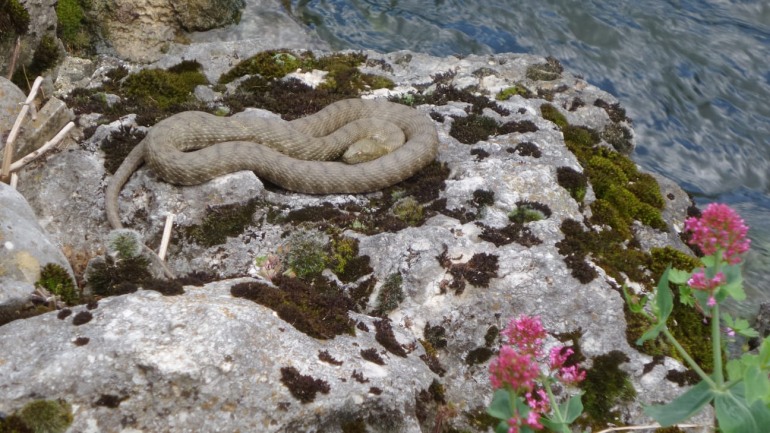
105, 99, 439, 229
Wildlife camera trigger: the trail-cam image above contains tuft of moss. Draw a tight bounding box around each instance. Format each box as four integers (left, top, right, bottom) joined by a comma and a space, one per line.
556, 166, 587, 203
578, 351, 636, 428
231, 277, 355, 339
465, 347, 494, 365
219, 50, 303, 83
525, 57, 563, 81
540, 103, 568, 129
374, 273, 404, 315
183, 199, 258, 247
280, 230, 329, 280
329, 236, 372, 283
12, 35, 59, 91
36, 264, 78, 305
122, 61, 208, 110
602, 123, 634, 154
496, 84, 531, 100
84, 254, 155, 298
1, 0, 30, 35
1, 399, 74, 433
508, 200, 552, 224
392, 196, 425, 226
55, 0, 90, 51
279, 366, 330, 403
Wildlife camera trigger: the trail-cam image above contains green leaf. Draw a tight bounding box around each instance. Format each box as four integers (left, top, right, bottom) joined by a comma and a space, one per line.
488, 389, 514, 420
622, 284, 647, 314
540, 418, 571, 433
644, 379, 714, 426
655, 266, 674, 323
636, 321, 666, 345
701, 255, 716, 267
726, 359, 744, 382
759, 338, 770, 368
743, 365, 770, 405
668, 268, 691, 285
678, 285, 695, 307
495, 420, 509, 433
714, 388, 760, 433
720, 264, 745, 301
561, 393, 584, 423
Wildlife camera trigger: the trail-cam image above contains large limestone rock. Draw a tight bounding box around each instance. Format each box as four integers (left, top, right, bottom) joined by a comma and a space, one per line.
2, 48, 713, 432
0, 182, 74, 305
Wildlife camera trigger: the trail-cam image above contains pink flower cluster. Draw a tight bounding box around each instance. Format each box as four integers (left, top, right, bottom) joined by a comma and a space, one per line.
684, 203, 750, 265
490, 316, 585, 433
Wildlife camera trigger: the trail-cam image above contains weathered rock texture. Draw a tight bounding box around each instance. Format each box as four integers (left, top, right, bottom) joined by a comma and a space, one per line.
0, 48, 713, 432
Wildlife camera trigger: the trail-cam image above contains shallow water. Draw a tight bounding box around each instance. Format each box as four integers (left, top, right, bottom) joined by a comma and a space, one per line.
198, 0, 770, 312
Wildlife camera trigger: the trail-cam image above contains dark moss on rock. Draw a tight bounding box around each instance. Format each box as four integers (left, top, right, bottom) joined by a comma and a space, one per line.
594, 98, 631, 123
436, 247, 499, 294
1, 0, 30, 35
71, 310, 92, 325
525, 57, 564, 81
424, 323, 448, 350
509, 141, 542, 158
340, 417, 369, 433
182, 199, 258, 247
231, 277, 356, 339
73, 336, 89, 346
360, 348, 385, 365
279, 366, 330, 403
374, 273, 404, 315
477, 222, 542, 248
93, 394, 126, 408
465, 347, 494, 365
85, 255, 151, 298
374, 318, 407, 357
318, 350, 343, 366
578, 351, 636, 428
12, 35, 60, 91
0, 399, 73, 433
602, 123, 634, 155
556, 166, 588, 203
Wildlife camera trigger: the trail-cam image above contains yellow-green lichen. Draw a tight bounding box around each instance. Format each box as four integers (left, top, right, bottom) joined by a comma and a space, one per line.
392, 196, 425, 226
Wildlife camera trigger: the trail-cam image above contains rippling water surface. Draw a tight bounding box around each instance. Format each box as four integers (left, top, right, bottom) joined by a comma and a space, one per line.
206, 0, 770, 309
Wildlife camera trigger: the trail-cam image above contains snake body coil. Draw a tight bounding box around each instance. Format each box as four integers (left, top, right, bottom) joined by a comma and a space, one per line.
105, 99, 439, 229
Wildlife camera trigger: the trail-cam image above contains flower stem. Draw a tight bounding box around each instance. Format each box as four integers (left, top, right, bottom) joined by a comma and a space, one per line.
711, 302, 724, 387
544, 380, 564, 423
662, 328, 716, 388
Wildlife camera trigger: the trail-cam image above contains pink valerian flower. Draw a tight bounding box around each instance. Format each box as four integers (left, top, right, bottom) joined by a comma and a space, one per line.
525, 389, 550, 414
489, 346, 540, 391
558, 365, 587, 385
502, 315, 546, 356
725, 327, 736, 337
707, 296, 717, 307
684, 203, 750, 264
549, 346, 573, 370
687, 270, 725, 291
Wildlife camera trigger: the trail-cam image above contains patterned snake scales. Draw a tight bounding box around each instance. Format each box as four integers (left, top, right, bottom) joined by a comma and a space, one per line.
105, 99, 439, 229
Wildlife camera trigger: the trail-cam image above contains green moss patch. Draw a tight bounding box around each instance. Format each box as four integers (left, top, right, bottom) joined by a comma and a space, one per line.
578, 351, 636, 428
231, 276, 356, 339
182, 199, 258, 247
496, 84, 532, 100
0, 399, 73, 433
12, 35, 59, 91
1, 0, 30, 36
123, 61, 209, 111
36, 263, 79, 305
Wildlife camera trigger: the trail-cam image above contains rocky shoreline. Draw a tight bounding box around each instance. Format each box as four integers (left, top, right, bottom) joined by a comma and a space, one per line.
0, 1, 728, 432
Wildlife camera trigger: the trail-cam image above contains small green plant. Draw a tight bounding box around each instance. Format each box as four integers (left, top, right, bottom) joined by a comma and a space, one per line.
487, 315, 585, 433
624, 203, 770, 433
